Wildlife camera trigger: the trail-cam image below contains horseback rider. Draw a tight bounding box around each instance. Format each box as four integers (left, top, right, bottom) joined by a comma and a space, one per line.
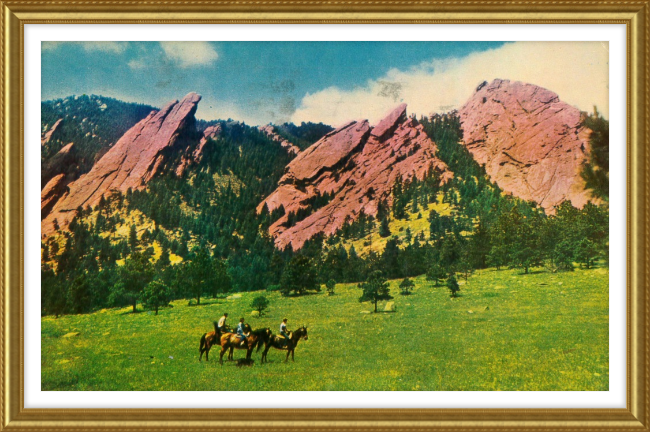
280, 318, 291, 347
217, 312, 228, 335
236, 317, 249, 347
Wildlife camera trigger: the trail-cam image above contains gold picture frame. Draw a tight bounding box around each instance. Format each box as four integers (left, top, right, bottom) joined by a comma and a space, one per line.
2, 2, 647, 430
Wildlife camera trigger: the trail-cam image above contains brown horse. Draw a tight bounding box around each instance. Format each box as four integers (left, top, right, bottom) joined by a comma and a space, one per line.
219, 327, 272, 364
199, 321, 231, 362
261, 326, 308, 363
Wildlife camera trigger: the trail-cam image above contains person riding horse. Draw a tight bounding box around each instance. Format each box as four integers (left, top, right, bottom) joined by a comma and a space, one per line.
280, 318, 291, 347
236, 317, 250, 347
217, 312, 229, 335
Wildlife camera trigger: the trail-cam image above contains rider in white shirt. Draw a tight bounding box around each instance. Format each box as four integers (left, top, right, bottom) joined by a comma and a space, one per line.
280, 318, 290, 346
217, 313, 228, 333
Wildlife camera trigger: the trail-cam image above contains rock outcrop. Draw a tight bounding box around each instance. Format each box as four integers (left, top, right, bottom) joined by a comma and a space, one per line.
41, 119, 63, 146
259, 104, 451, 250
258, 125, 301, 156
41, 142, 77, 188
42, 92, 202, 236
458, 79, 593, 212
41, 174, 68, 220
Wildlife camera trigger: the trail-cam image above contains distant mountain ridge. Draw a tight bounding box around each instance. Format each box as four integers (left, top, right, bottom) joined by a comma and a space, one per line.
41, 80, 600, 247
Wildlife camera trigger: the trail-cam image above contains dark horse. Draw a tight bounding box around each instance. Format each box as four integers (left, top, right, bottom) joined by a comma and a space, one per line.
219, 327, 272, 364
199, 321, 231, 362
261, 326, 308, 363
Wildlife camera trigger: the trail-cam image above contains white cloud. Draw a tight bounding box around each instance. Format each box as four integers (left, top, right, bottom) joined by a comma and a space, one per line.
127, 59, 146, 70
41, 41, 128, 54
159, 42, 219, 68
41, 42, 61, 52
292, 41, 609, 127
80, 42, 128, 54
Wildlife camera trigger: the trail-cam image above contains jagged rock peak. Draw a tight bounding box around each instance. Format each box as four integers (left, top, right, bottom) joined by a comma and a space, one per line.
259, 103, 452, 250
41, 92, 202, 236
371, 103, 407, 140
458, 79, 592, 212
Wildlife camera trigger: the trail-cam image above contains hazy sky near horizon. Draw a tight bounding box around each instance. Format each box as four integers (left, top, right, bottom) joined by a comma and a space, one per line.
42, 41, 609, 127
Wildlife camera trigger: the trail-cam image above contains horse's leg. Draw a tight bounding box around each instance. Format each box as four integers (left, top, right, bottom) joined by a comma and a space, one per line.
292, 348, 295, 362
229, 346, 234, 361
285, 349, 290, 363
219, 346, 227, 365
205, 344, 210, 362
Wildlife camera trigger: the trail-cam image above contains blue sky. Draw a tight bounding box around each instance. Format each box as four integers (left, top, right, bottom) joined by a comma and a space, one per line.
41, 41, 609, 126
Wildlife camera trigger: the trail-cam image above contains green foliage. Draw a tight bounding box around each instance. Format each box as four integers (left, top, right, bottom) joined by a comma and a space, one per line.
426, 264, 446, 286
250, 295, 270, 316
280, 255, 320, 297
359, 270, 392, 312
141, 281, 170, 315
446, 274, 460, 298
580, 113, 609, 200
378, 217, 391, 238
112, 251, 154, 313
41, 95, 154, 177
326, 279, 336, 296
399, 277, 415, 295
273, 122, 334, 151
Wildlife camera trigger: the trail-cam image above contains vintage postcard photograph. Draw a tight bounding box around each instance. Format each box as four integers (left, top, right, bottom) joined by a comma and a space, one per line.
40, 41, 609, 392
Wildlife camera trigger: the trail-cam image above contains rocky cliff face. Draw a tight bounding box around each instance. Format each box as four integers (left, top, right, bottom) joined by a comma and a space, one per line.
458, 79, 593, 212
41, 118, 63, 146
41, 142, 77, 188
258, 125, 301, 156
42, 92, 202, 236
260, 104, 451, 250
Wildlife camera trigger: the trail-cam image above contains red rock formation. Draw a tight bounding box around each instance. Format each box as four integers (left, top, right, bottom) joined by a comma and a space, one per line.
176, 123, 223, 176
42, 92, 202, 236
258, 125, 301, 156
458, 79, 593, 212
259, 104, 451, 250
42, 142, 77, 188
41, 174, 67, 220
41, 119, 63, 146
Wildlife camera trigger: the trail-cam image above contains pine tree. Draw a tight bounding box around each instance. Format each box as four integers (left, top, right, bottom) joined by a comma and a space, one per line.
250, 295, 270, 316
358, 270, 392, 313
129, 224, 138, 252
379, 217, 391, 238
141, 280, 170, 315
446, 274, 460, 298
280, 255, 320, 296
399, 277, 415, 295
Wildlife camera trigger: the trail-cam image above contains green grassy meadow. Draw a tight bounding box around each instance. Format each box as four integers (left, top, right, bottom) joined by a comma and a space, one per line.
42, 266, 609, 391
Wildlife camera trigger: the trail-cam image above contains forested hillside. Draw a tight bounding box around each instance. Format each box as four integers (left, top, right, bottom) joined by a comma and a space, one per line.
40, 100, 609, 318
41, 95, 155, 179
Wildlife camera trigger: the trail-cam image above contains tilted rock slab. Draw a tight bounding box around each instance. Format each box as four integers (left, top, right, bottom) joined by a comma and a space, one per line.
258, 125, 301, 156
259, 103, 451, 250
41, 142, 77, 188
458, 79, 593, 212
41, 118, 63, 146
41, 174, 67, 220
42, 93, 202, 236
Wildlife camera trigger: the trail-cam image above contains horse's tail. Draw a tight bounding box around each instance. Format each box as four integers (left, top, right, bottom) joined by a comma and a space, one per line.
256, 338, 265, 352
199, 333, 207, 352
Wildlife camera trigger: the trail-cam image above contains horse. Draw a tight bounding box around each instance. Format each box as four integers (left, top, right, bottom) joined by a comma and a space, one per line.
261, 326, 308, 363
219, 327, 272, 364
199, 321, 231, 362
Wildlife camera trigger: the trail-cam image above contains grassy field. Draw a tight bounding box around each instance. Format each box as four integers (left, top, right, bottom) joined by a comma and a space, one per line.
41, 266, 608, 391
